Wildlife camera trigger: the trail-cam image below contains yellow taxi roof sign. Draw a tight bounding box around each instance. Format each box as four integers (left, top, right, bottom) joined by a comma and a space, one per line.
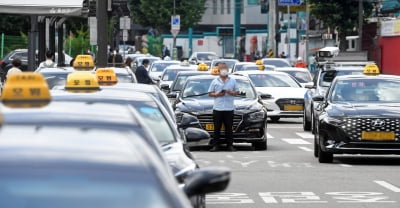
1, 72, 51, 107
95, 68, 118, 85
258, 65, 265, 70
255, 60, 263, 65
73, 54, 95, 70
363, 64, 380, 75
210, 66, 220, 75
197, 63, 209, 71
65, 72, 100, 91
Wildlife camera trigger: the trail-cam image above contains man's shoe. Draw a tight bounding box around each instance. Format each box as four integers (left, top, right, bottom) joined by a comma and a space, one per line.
227, 146, 236, 152
210, 145, 220, 152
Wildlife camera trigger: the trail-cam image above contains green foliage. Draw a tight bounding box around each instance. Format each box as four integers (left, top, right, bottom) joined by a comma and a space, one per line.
0, 15, 30, 35
129, 0, 207, 33
309, 0, 373, 50
146, 35, 163, 56
64, 26, 90, 59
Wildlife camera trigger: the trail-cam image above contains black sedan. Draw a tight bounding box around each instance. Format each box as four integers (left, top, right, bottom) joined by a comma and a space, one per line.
175, 75, 268, 150
314, 74, 400, 163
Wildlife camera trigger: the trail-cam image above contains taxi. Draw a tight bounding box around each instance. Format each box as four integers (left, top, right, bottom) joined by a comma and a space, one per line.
158, 61, 198, 91
313, 64, 400, 163
0, 72, 231, 206
175, 74, 268, 150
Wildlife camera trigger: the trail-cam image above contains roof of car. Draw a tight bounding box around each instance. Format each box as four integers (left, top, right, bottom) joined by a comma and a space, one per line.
164, 64, 198, 70
234, 70, 289, 76
0, 125, 152, 167
186, 74, 249, 81
176, 71, 209, 76
275, 67, 311, 72
35, 67, 76, 73
334, 74, 400, 81
1, 101, 140, 129
152, 60, 181, 64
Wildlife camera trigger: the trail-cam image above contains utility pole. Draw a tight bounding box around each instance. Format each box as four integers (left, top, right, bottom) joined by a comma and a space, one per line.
358, 0, 363, 51
97, 0, 108, 67
172, 0, 176, 49
268, 0, 276, 56
233, 0, 241, 59
305, 0, 310, 65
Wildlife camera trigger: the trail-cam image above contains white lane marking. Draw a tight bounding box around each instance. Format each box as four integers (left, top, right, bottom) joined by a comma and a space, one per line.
375, 181, 400, 193
299, 146, 313, 152
269, 126, 302, 129
226, 154, 234, 158
206, 193, 254, 204
340, 164, 353, 168
232, 160, 258, 168
282, 138, 311, 145
296, 132, 314, 139
267, 133, 274, 139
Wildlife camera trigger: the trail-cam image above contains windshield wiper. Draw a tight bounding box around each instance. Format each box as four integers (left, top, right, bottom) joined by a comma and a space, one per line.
183, 92, 209, 98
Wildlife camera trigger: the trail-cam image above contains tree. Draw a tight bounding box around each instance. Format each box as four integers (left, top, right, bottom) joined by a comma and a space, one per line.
129, 0, 207, 33
309, 0, 373, 51
0, 15, 30, 35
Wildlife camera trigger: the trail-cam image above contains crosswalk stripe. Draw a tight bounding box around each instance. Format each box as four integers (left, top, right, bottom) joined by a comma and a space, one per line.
299, 146, 313, 152
375, 180, 400, 193
296, 132, 314, 139
282, 138, 311, 145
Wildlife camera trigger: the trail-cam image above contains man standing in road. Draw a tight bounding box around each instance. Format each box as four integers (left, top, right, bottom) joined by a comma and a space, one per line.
135, 59, 153, 84
208, 62, 239, 152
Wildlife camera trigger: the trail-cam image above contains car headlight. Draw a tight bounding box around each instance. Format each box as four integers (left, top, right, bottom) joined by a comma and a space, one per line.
249, 111, 265, 120
323, 116, 344, 126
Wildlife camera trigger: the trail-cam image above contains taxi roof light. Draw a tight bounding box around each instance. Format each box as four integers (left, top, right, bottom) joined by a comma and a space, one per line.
1, 72, 51, 107
211, 66, 220, 75
197, 63, 209, 71
255, 60, 263, 65
95, 68, 118, 86
363, 64, 380, 75
73, 54, 95, 71
65, 71, 100, 91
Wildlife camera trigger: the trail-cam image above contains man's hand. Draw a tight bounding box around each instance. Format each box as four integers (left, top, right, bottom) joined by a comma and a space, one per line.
226, 89, 239, 96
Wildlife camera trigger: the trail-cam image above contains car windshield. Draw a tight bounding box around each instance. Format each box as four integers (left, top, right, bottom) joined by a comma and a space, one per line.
182, 78, 256, 100
162, 69, 192, 81
197, 53, 218, 61
281, 70, 312, 83
42, 73, 69, 89
240, 65, 259, 71
248, 74, 301, 88
331, 78, 400, 103
150, 62, 179, 72
212, 60, 237, 69
133, 101, 175, 143
262, 60, 290, 67
172, 75, 191, 91
116, 74, 135, 83
0, 168, 172, 208
319, 70, 364, 87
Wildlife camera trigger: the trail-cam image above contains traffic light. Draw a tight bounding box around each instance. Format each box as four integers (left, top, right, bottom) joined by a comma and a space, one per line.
260, 0, 269, 14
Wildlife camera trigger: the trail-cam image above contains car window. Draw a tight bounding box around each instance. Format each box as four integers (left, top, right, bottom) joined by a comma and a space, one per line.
282, 71, 312, 83
135, 102, 175, 143
331, 79, 400, 102
42, 73, 69, 89
172, 75, 190, 91
249, 74, 301, 88
0, 169, 172, 208
116, 74, 135, 83
236, 79, 257, 99
150, 62, 179, 72
262, 60, 290, 67
10, 52, 27, 61
319, 70, 364, 87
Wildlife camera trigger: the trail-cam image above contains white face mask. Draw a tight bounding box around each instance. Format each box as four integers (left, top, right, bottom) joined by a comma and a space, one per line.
220, 69, 229, 76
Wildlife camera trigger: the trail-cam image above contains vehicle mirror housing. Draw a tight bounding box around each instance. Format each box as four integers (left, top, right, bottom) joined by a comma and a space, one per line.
160, 84, 170, 91
259, 93, 272, 99
184, 167, 230, 197
177, 113, 200, 129
305, 84, 315, 89
167, 92, 177, 98
185, 127, 210, 142
312, 95, 325, 102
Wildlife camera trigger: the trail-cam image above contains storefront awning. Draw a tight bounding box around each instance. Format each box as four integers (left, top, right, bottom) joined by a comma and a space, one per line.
0, 0, 87, 16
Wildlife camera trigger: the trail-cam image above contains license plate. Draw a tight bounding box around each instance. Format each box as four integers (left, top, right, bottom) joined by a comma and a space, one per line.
361, 131, 395, 141
205, 123, 225, 131
284, 105, 303, 111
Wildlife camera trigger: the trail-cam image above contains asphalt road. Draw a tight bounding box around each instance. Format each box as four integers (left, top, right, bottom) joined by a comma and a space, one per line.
192, 118, 400, 208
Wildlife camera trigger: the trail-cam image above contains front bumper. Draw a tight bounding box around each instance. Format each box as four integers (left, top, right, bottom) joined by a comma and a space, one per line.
263, 98, 303, 118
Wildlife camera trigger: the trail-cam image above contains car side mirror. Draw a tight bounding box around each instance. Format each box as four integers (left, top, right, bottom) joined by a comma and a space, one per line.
305, 84, 315, 89
185, 127, 210, 142
160, 84, 170, 91
167, 92, 177, 98
184, 167, 230, 197
177, 113, 200, 129
312, 95, 324, 102
259, 93, 272, 99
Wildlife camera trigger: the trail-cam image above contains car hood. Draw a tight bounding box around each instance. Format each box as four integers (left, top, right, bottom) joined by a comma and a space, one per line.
177, 98, 261, 113
256, 87, 306, 99
328, 103, 400, 117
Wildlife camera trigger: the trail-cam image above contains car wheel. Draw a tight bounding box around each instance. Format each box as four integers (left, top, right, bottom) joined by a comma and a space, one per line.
303, 108, 311, 131
192, 194, 206, 208
311, 110, 316, 134
313, 133, 319, 158
318, 134, 333, 163
270, 116, 280, 122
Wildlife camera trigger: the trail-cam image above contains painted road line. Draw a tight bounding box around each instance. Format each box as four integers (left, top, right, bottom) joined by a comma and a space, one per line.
375, 180, 400, 193
296, 132, 314, 139
269, 126, 302, 129
340, 164, 353, 168
282, 138, 311, 145
267, 133, 274, 139
299, 146, 313, 152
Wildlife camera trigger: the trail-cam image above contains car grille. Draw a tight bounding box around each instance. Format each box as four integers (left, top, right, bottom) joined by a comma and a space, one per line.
197, 114, 243, 131
342, 118, 400, 141
275, 98, 304, 110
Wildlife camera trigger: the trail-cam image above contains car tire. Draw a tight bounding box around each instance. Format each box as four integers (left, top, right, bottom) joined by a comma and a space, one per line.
270, 116, 280, 122
192, 194, 206, 208
303, 108, 311, 131
318, 134, 333, 163
314, 133, 319, 158
311, 110, 316, 134
253, 139, 267, 150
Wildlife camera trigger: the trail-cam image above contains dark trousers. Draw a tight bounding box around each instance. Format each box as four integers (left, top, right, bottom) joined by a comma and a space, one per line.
213, 110, 234, 146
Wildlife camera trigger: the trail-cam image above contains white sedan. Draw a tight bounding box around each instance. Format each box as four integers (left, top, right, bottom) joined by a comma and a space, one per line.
274, 67, 313, 87
234, 70, 307, 122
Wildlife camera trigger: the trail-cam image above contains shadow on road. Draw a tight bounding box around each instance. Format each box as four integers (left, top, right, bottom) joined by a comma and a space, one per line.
335, 155, 400, 166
